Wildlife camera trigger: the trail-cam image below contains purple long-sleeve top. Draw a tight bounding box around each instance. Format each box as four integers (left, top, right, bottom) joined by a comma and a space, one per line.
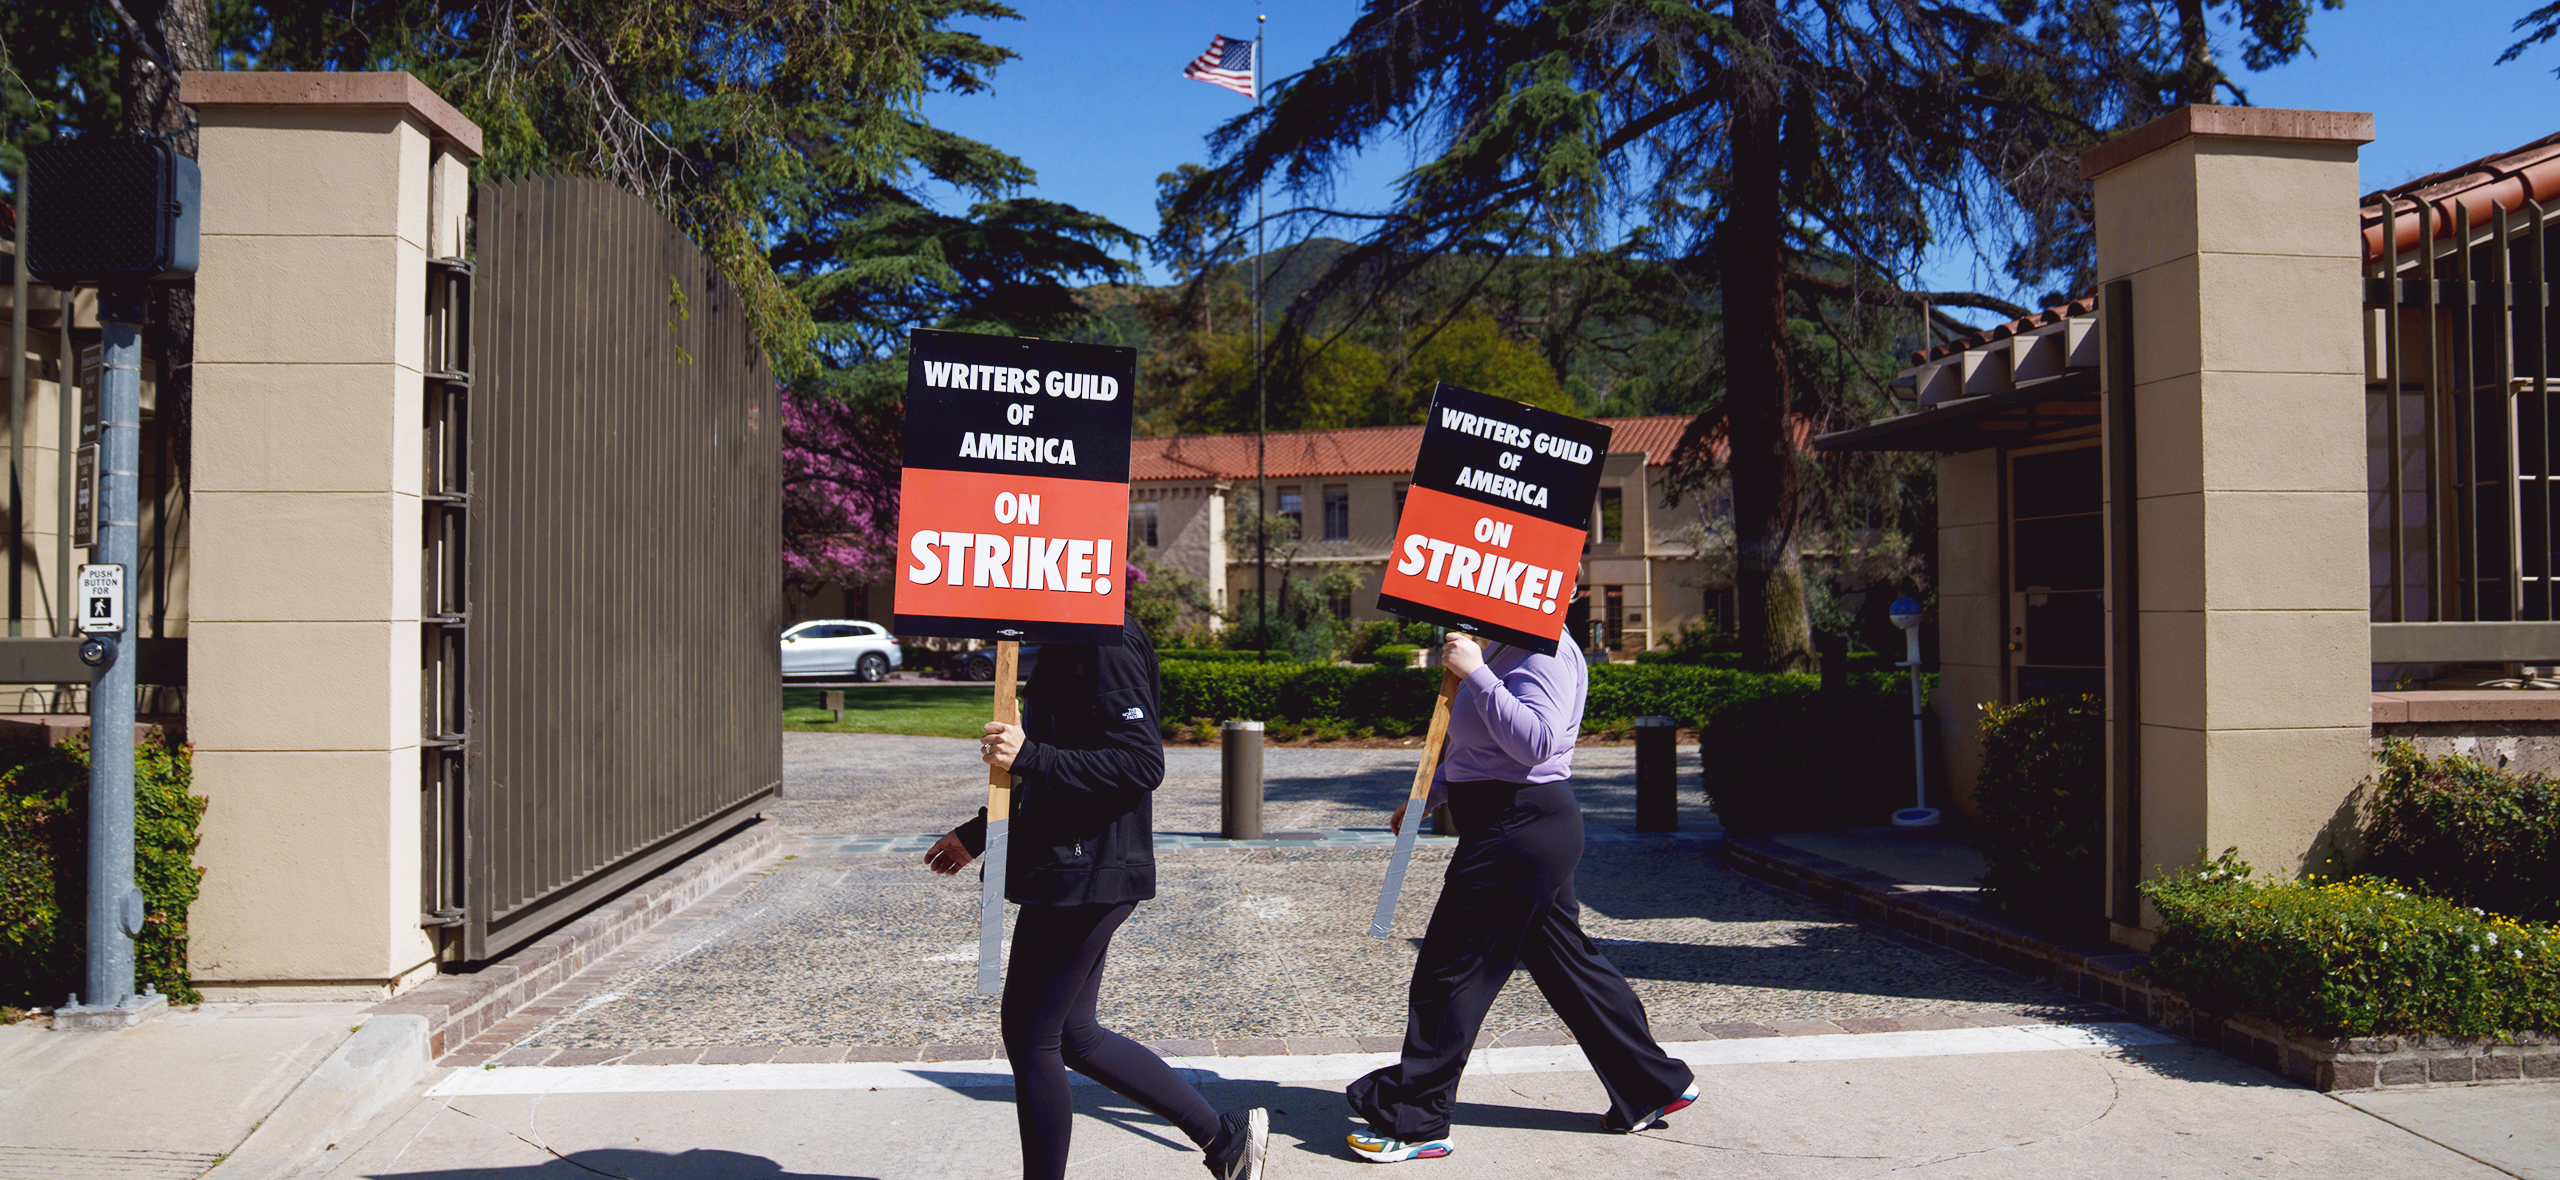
1428, 632, 1586, 807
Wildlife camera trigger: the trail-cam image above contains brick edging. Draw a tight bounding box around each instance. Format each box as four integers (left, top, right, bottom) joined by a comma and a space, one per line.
365, 816, 784, 1058
1717, 835, 2559, 1092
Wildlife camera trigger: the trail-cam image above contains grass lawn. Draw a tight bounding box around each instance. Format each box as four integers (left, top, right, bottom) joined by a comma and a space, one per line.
783, 684, 1003, 738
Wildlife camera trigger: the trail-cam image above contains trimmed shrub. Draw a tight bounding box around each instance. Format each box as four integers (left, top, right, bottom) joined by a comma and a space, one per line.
1266, 717, 1303, 742
1158, 660, 1441, 735
1372, 644, 1423, 667
1973, 695, 2106, 938
1697, 686, 1912, 833
1161, 658, 1925, 753
1156, 650, 1297, 665
1, 734, 203, 1006
2141, 852, 2560, 1038
2367, 741, 2560, 922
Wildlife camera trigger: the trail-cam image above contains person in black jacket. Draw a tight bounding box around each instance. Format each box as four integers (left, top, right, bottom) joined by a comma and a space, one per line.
924, 611, 1269, 1180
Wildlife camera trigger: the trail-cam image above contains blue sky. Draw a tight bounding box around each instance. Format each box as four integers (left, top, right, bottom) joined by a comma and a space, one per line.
920, 1, 2560, 319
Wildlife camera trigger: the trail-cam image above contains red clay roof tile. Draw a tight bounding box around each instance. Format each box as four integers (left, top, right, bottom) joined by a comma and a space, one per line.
1130, 415, 1701, 482
2360, 127, 2560, 265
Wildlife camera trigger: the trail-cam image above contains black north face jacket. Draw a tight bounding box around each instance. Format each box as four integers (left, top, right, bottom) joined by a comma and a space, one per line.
954, 613, 1162, 906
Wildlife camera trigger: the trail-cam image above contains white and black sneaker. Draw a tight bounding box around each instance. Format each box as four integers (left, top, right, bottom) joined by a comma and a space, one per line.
1205, 1108, 1269, 1180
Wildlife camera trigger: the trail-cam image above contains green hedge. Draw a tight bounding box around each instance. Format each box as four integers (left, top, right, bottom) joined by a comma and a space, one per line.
1156, 650, 1300, 665
1159, 661, 1441, 734
1696, 685, 1913, 833
1973, 696, 2105, 937
1159, 658, 1922, 741
1, 734, 203, 1007
2142, 853, 2560, 1038
2367, 740, 2560, 922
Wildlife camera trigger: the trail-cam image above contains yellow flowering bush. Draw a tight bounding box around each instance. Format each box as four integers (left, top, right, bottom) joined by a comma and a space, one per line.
2142, 851, 2560, 1038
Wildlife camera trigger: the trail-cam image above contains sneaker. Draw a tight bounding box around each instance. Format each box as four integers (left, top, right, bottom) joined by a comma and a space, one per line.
1205, 1108, 1268, 1180
1346, 1130, 1454, 1162
1602, 1083, 1699, 1133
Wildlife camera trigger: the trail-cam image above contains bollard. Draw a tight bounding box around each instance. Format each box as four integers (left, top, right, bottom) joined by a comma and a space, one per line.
822, 689, 845, 723
1221, 720, 1265, 840
1635, 715, 1678, 832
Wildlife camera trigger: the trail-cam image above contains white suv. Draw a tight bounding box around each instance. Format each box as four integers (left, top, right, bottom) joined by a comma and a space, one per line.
780, 619, 903, 681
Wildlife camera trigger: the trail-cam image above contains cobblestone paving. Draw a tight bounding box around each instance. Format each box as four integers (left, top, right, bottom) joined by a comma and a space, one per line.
449, 735, 2105, 1064
773, 733, 1705, 837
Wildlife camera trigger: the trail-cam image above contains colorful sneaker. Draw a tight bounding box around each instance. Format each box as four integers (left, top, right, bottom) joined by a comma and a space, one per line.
1347, 1130, 1454, 1162
1603, 1083, 1699, 1133
1205, 1108, 1268, 1180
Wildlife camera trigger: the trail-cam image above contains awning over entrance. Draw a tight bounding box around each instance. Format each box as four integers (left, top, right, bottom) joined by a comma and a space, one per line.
1813, 370, 2099, 453
1815, 296, 2101, 454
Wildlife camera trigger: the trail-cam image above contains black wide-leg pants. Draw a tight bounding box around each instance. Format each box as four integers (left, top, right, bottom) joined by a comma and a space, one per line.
1348, 780, 1695, 1142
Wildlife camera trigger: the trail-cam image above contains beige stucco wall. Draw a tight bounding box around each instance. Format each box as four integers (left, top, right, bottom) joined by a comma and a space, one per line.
2090, 109, 2375, 906
1132, 478, 1229, 626
1934, 448, 2004, 815
184, 75, 479, 998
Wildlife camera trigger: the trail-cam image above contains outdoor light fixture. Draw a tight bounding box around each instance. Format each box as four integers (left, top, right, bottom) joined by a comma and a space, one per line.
1887, 597, 1940, 828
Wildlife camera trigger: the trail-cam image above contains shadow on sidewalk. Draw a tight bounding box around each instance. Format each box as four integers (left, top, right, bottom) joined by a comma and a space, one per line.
369, 1147, 879, 1178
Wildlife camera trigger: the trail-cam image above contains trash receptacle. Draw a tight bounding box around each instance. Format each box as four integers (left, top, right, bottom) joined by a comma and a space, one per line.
1221, 720, 1264, 840
1635, 715, 1677, 833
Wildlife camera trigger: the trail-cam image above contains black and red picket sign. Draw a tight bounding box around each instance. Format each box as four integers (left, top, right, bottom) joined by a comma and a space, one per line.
1376, 383, 1615, 654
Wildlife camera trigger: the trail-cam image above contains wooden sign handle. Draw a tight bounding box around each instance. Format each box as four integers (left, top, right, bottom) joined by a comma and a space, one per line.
1370, 666, 1462, 939
976, 641, 1020, 994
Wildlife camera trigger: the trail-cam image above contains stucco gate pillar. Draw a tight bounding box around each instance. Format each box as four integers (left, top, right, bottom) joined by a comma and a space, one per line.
182, 73, 481, 999
2084, 106, 2373, 934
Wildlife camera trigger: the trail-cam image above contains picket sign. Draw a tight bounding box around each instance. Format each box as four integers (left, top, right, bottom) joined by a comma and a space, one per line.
1367, 383, 1613, 940
892, 328, 1138, 993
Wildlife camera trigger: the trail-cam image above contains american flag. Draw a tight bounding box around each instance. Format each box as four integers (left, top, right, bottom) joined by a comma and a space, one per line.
1183, 34, 1256, 100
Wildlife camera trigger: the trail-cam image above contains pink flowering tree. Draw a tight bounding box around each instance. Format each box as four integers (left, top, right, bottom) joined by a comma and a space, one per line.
781, 387, 902, 598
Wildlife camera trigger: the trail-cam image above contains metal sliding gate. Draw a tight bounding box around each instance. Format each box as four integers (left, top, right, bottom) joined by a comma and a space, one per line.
424, 176, 782, 962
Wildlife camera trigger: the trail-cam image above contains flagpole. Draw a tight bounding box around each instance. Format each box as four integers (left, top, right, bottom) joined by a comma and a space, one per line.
1253, 11, 1268, 663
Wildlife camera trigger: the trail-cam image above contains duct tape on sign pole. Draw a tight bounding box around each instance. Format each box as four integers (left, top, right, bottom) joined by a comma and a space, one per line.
892, 328, 1136, 994
1367, 383, 1612, 939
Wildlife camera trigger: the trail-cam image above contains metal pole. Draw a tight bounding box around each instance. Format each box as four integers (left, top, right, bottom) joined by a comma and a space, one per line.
56, 297, 75, 647
1905, 625, 1925, 811
1888, 598, 1937, 827
9, 168, 25, 636
1253, 12, 1268, 661
82, 287, 143, 1013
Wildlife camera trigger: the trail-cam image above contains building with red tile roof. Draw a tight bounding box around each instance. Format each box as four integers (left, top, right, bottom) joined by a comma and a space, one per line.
1127, 415, 1728, 654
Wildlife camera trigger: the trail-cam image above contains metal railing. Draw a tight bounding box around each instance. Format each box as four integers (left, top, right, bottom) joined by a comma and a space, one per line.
2367, 195, 2560, 660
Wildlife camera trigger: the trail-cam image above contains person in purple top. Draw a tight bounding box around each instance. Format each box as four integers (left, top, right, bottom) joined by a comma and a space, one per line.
1344, 629, 1698, 1164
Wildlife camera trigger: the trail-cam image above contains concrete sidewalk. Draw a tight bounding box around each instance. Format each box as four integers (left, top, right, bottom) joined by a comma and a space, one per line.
18, 736, 2553, 1178
307, 1022, 2517, 1178
0, 1001, 375, 1179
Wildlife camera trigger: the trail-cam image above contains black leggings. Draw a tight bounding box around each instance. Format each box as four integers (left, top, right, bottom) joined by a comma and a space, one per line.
1348, 780, 1695, 1141
1003, 900, 1220, 1180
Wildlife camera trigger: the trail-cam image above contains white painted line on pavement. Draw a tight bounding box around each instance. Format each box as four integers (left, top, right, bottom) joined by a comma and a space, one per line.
425, 1022, 2179, 1098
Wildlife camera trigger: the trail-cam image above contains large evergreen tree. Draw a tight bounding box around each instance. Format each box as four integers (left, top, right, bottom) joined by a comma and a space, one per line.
1166, 0, 2339, 671
3, 0, 1137, 599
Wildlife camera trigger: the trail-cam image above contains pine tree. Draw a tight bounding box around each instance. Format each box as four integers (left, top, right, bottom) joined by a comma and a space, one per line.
1164, 0, 2339, 671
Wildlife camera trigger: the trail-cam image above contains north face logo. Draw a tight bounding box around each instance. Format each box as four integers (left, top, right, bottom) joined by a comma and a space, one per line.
1121, 706, 1145, 720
